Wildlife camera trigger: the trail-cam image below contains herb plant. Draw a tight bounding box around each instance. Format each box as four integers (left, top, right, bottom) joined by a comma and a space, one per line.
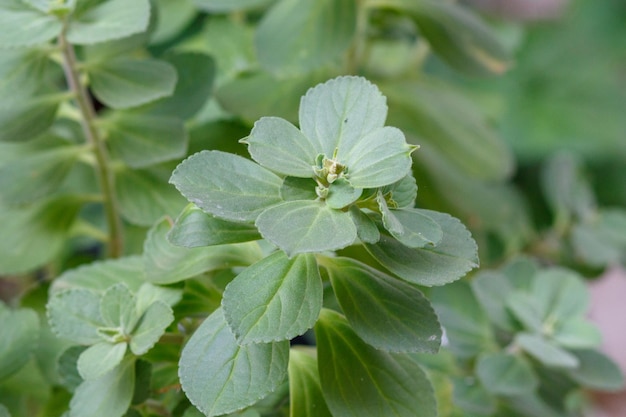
0, 1, 624, 417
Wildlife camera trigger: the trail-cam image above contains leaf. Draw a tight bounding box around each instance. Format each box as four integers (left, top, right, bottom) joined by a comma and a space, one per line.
69, 357, 135, 417
47, 289, 104, 345
0, 144, 82, 205
452, 376, 496, 416
144, 217, 263, 284
316, 309, 437, 417
0, 404, 8, 417
0, 196, 81, 274
552, 318, 602, 349
66, 0, 150, 45
324, 257, 441, 353
99, 284, 138, 331
168, 204, 261, 248
349, 206, 379, 244
170, 150, 283, 222
105, 113, 187, 168
89, 58, 177, 109
129, 301, 174, 355
326, 178, 362, 209
151, 0, 196, 44
194, 0, 272, 12
505, 291, 544, 333
382, 173, 417, 208
366, 210, 478, 286
471, 271, 517, 331
515, 333, 578, 369
255, 0, 356, 76
222, 251, 322, 344
566, 349, 624, 391
475, 352, 538, 396
77, 342, 127, 380
58, 346, 87, 392
288, 349, 332, 417
0, 93, 62, 143
0, 304, 40, 379
377, 198, 443, 248
255, 200, 357, 256
0, 0, 62, 48
530, 268, 588, 323
179, 308, 289, 417
571, 209, 626, 267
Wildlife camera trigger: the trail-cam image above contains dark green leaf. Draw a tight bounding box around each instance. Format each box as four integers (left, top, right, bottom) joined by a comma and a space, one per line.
515, 333, 578, 369
0, 93, 62, 143
222, 251, 322, 343
179, 308, 289, 416
476, 352, 538, 396
57, 345, 87, 392
288, 349, 332, 417
0, 304, 40, 379
255, 0, 356, 76
0, 0, 62, 48
566, 349, 624, 391
324, 257, 441, 353
47, 289, 104, 345
171, 150, 283, 222
316, 309, 437, 417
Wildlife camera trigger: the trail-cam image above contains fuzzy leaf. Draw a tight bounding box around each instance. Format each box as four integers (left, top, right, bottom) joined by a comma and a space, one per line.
129, 301, 173, 355
99, 284, 138, 331
77, 342, 127, 380
47, 289, 104, 345
476, 352, 538, 396
0, 94, 61, 143
377, 196, 442, 248
222, 251, 322, 343
0, 304, 40, 379
0, 0, 62, 48
349, 206, 380, 244
288, 349, 333, 417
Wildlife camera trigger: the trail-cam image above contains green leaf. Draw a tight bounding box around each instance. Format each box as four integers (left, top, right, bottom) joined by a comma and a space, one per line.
326, 178, 362, 209
256, 200, 357, 256
170, 150, 283, 222
0, 304, 40, 379
349, 206, 380, 244
382, 173, 417, 208
366, 210, 478, 286
515, 333, 578, 369
222, 251, 322, 343
324, 257, 441, 353
378, 198, 443, 248
47, 289, 104, 345
452, 376, 496, 416
316, 309, 437, 417
100, 284, 138, 331
144, 217, 263, 284
179, 308, 289, 417
255, 0, 356, 76
0, 93, 62, 143
566, 349, 624, 391
471, 271, 517, 331
67, 0, 150, 45
552, 318, 602, 349
168, 204, 261, 248
194, 0, 272, 12
531, 268, 588, 323
0, 144, 82, 205
280, 177, 318, 202
77, 342, 127, 380
0, 404, 8, 417
571, 209, 626, 267
288, 349, 332, 417
0, 196, 81, 274
129, 301, 173, 355
104, 113, 187, 168
151, 0, 196, 44
0, 0, 62, 48
89, 58, 177, 109
505, 291, 544, 333
69, 356, 135, 417
58, 345, 87, 392
476, 352, 538, 396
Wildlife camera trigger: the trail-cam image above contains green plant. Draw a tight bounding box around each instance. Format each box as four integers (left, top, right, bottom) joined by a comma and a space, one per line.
1, 0, 625, 417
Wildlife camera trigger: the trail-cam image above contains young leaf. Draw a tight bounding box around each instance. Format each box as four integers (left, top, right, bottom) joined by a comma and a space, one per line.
0, 304, 40, 379
366, 210, 478, 286
326, 178, 362, 209
66, 0, 150, 45
77, 342, 127, 381
515, 333, 579, 369
349, 206, 380, 244
377, 196, 443, 248
565, 349, 624, 391
179, 308, 289, 417
0, 0, 62, 48
505, 291, 544, 333
255, 200, 357, 256
69, 356, 136, 417
531, 268, 588, 323
324, 257, 441, 353
222, 251, 322, 344
255, 0, 356, 76
170, 150, 283, 222
100, 284, 138, 331
47, 289, 104, 345
288, 349, 333, 417
476, 352, 538, 396
89, 58, 177, 109
552, 318, 602, 349
129, 301, 174, 355
168, 204, 261, 248
143, 216, 263, 284
382, 173, 418, 208
316, 309, 437, 417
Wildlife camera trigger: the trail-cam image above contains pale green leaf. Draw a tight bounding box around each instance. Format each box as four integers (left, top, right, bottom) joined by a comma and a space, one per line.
452, 376, 496, 416
47, 289, 104, 345
571, 209, 626, 267
135, 282, 182, 313
99, 284, 138, 331
194, 0, 271, 12
170, 150, 283, 222
246, 116, 318, 177
143, 217, 263, 284
151, 0, 196, 44
222, 251, 322, 343
349, 206, 380, 244
366, 210, 478, 286
288, 349, 332, 417
552, 318, 602, 349
0, 304, 39, 379
0, 47, 61, 98
67, 0, 150, 44
168, 204, 261, 248
0, 0, 62, 48
505, 291, 544, 333
378, 198, 443, 248
0, 93, 61, 142
566, 349, 624, 391
89, 58, 177, 109
531, 268, 588, 322
326, 178, 362, 209
324, 257, 441, 353
280, 177, 318, 201
129, 301, 173, 355
382, 173, 417, 208
77, 342, 127, 380
105, 113, 187, 168
179, 308, 289, 417
69, 356, 135, 417
256, 200, 357, 256
316, 309, 437, 417
471, 270, 518, 331
255, 0, 356, 76
476, 352, 538, 396
515, 333, 579, 369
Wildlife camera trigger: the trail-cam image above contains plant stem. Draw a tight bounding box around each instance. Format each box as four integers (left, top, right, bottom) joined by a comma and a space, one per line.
346, 0, 370, 74
58, 27, 124, 258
